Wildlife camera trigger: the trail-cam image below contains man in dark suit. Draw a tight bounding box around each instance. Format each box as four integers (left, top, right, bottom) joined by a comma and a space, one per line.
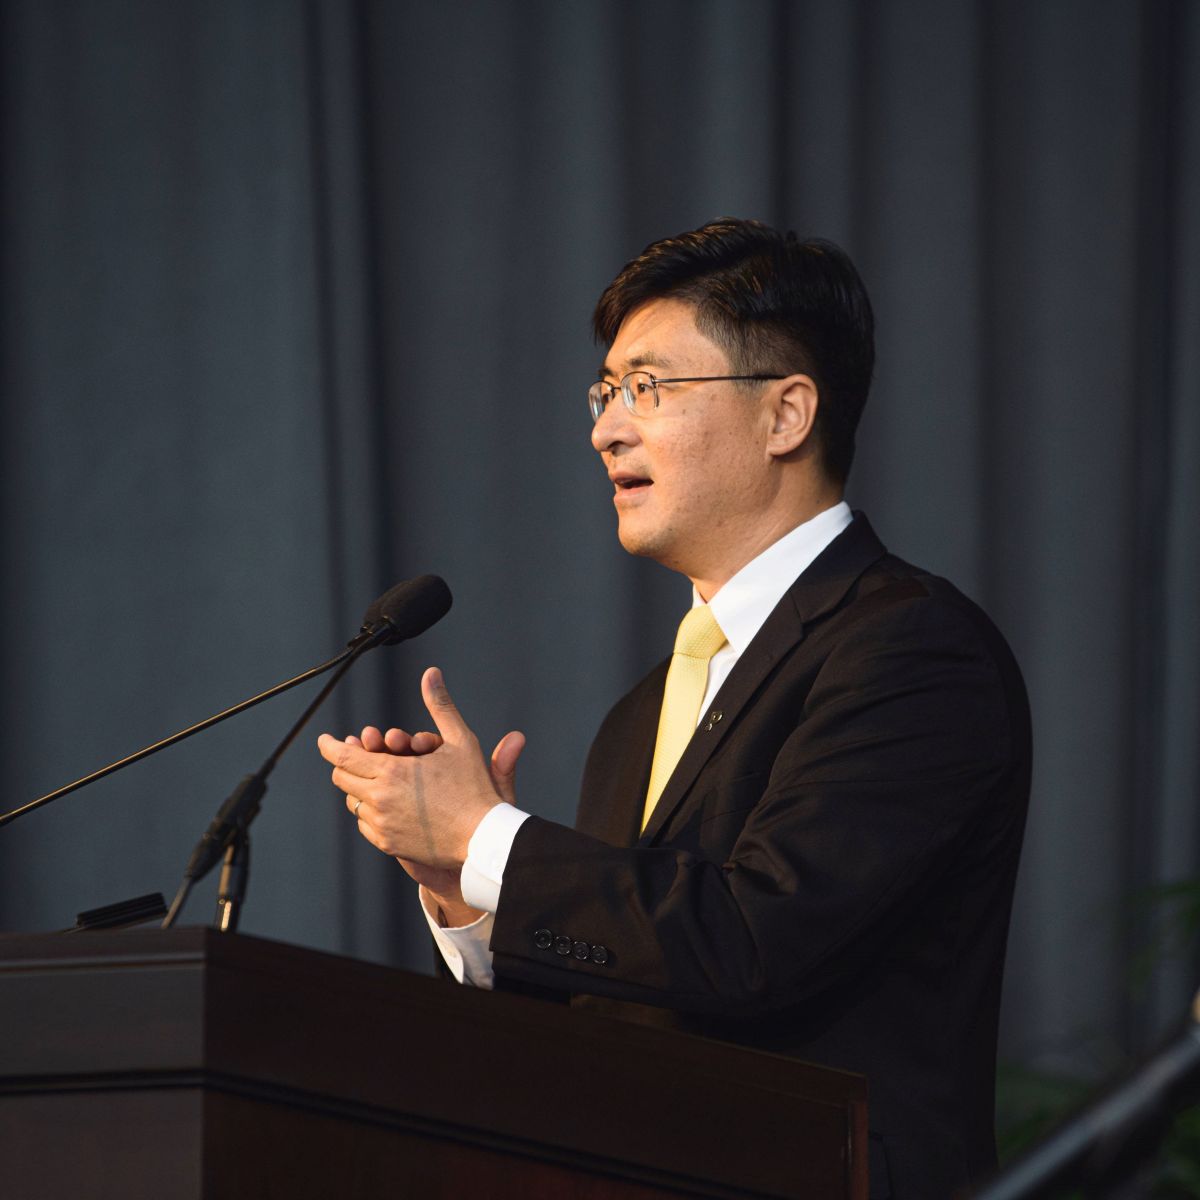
319, 218, 1031, 1198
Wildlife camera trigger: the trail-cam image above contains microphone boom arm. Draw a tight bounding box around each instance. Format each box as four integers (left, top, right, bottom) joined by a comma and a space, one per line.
0, 644, 358, 830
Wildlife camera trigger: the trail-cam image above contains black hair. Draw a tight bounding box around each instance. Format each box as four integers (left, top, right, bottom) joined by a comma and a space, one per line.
593, 217, 874, 486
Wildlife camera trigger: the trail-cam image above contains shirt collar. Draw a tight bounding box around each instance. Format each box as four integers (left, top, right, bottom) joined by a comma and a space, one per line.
697, 501, 853, 655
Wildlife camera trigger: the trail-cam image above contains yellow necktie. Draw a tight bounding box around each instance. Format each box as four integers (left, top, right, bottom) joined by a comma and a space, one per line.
643, 605, 727, 830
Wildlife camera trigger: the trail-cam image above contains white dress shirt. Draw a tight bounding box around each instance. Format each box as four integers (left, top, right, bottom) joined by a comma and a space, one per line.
423, 501, 854, 985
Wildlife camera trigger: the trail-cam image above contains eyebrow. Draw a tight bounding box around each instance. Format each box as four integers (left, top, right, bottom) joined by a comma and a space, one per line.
597, 351, 673, 379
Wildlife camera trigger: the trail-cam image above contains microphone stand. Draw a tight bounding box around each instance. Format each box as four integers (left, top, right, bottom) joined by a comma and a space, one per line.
215, 835, 250, 933
164, 644, 367, 931
0, 574, 451, 931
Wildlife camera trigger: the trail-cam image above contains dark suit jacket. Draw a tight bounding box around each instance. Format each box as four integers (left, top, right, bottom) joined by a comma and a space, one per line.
489, 514, 1031, 1198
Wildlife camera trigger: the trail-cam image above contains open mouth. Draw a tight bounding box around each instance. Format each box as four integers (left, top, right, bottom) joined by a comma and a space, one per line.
612, 474, 652, 492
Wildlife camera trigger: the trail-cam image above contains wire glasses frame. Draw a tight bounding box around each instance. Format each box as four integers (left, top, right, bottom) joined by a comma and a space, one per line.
588, 371, 784, 422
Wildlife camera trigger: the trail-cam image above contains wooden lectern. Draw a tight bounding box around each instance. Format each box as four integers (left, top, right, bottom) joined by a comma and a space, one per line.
0, 928, 866, 1198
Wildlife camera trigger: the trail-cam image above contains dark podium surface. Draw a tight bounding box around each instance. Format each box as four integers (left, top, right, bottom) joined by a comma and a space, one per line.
0, 928, 867, 1199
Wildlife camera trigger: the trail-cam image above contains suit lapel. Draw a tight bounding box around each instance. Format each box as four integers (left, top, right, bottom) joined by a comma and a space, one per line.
613, 665, 666, 846
638, 513, 888, 845
580, 661, 667, 848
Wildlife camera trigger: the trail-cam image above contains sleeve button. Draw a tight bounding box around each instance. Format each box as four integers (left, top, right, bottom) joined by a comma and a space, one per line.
554, 935, 573, 956
572, 940, 590, 960
533, 928, 553, 950
590, 945, 609, 966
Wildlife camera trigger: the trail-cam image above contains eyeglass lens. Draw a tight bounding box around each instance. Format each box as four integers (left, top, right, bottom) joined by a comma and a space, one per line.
588, 371, 659, 422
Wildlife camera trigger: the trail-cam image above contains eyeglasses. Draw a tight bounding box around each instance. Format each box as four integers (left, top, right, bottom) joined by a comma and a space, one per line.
588, 370, 784, 422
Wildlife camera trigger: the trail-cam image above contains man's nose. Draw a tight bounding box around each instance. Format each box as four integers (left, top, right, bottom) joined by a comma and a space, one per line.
590, 397, 640, 454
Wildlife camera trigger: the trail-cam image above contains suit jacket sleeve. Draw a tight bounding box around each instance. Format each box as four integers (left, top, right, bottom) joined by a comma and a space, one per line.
487, 573, 1031, 1018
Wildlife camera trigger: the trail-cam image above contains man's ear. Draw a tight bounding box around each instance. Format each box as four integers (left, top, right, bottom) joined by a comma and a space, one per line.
765, 374, 819, 458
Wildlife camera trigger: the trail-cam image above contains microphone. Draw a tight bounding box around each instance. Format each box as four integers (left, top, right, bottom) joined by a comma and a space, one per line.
349, 575, 453, 649
164, 575, 452, 930
0, 576, 453, 830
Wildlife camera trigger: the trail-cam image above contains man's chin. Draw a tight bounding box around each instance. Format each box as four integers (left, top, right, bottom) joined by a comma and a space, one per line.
616, 519, 675, 564
616, 520, 656, 559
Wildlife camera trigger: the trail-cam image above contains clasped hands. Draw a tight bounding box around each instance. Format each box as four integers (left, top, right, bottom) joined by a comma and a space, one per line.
317, 667, 525, 926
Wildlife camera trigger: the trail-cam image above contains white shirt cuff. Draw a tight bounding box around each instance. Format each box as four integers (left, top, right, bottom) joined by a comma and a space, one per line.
460, 803, 531, 913
420, 889, 497, 988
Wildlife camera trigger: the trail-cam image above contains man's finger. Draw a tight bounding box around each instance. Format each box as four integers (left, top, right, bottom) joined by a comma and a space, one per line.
359, 726, 388, 753
375, 726, 416, 755
385, 728, 425, 753
317, 733, 381, 778
354, 816, 388, 855
419, 667, 473, 745
490, 730, 526, 805
409, 730, 444, 755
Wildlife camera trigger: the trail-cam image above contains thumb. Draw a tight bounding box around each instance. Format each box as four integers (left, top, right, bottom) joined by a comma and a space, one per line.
489, 730, 526, 805
420, 667, 473, 745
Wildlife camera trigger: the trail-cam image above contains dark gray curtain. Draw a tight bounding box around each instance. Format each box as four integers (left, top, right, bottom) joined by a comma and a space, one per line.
1, 0, 1196, 1082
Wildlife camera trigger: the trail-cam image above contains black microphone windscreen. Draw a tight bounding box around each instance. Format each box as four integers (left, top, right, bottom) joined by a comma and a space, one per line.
361, 575, 452, 645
